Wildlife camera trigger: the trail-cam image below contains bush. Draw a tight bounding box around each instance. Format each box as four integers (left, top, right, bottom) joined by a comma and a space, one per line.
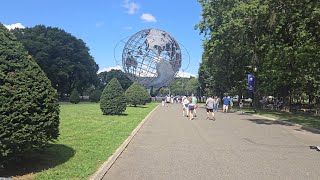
69, 89, 80, 104
141, 86, 152, 104
125, 82, 151, 106
100, 78, 126, 115
141, 86, 151, 105
0, 24, 60, 166
90, 90, 101, 103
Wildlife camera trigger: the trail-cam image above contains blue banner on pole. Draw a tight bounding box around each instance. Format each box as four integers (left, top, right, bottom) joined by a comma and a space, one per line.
247, 74, 254, 92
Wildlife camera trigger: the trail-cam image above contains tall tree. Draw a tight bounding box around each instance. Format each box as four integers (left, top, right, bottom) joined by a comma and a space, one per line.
12, 25, 99, 97
196, 0, 320, 109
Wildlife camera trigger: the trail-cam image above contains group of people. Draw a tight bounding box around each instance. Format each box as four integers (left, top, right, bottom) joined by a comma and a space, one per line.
163, 94, 235, 120
182, 95, 198, 120
161, 95, 184, 107
181, 95, 220, 121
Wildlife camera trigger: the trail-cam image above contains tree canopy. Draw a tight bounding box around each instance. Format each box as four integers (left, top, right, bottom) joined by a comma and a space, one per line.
168, 77, 198, 96
12, 25, 99, 97
97, 69, 133, 91
196, 0, 320, 107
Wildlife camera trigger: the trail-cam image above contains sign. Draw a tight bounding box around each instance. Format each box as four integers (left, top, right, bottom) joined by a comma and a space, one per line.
247, 74, 254, 93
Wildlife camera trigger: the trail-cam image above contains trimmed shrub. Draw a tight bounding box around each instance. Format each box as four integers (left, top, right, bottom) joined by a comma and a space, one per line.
69, 89, 80, 104
140, 86, 151, 105
125, 82, 150, 106
100, 78, 126, 115
90, 90, 101, 103
0, 24, 60, 165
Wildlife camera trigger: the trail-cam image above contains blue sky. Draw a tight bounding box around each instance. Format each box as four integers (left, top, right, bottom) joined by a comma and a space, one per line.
0, 0, 204, 77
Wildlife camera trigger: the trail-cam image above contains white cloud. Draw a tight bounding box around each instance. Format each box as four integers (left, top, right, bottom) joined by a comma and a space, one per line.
4, 23, 25, 30
140, 13, 157, 23
98, 65, 122, 73
95, 22, 104, 28
123, 26, 133, 30
123, 0, 139, 14
176, 71, 197, 78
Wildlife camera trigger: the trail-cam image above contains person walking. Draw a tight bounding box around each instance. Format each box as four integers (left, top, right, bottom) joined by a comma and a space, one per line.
187, 96, 195, 120
206, 96, 215, 120
213, 96, 219, 112
192, 94, 198, 117
216, 96, 220, 112
229, 96, 234, 111
239, 99, 244, 114
166, 95, 171, 107
222, 95, 229, 113
182, 96, 189, 117
161, 97, 165, 107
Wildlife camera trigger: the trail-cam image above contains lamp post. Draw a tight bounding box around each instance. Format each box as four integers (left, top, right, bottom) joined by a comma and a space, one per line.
247, 66, 257, 112
253, 67, 257, 112
199, 86, 202, 103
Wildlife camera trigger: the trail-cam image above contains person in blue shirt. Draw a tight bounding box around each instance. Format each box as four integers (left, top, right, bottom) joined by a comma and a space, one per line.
222, 96, 230, 113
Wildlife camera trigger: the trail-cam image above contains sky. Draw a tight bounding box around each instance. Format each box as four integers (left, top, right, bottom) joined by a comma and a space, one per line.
0, 0, 204, 77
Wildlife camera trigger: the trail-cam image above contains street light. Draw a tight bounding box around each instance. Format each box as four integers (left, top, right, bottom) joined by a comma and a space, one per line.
199, 86, 202, 103
247, 66, 257, 112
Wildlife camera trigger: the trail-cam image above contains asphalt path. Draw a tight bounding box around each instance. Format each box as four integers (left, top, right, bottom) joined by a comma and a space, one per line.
103, 103, 320, 180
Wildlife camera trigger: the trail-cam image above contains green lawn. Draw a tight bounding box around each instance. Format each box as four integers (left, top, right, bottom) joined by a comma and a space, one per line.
233, 106, 320, 130
12, 102, 158, 179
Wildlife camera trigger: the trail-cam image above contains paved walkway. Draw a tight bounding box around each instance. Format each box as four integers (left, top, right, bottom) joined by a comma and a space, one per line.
103, 103, 320, 180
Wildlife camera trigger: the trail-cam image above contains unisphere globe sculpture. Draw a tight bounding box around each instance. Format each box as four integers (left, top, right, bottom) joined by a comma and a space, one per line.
122, 28, 182, 88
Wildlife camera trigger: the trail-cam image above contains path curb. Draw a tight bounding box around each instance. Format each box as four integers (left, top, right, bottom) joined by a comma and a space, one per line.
89, 104, 160, 180
247, 113, 320, 134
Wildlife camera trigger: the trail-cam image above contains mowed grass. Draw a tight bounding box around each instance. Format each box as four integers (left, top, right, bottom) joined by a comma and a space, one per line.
25, 102, 158, 179
234, 106, 320, 130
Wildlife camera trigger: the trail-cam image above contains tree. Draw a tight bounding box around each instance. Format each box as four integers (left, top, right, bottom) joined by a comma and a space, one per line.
69, 89, 80, 104
0, 24, 60, 165
168, 77, 198, 96
100, 78, 126, 115
90, 89, 102, 103
125, 82, 150, 106
196, 0, 320, 110
140, 85, 151, 104
98, 69, 133, 91
12, 25, 99, 97
185, 78, 198, 95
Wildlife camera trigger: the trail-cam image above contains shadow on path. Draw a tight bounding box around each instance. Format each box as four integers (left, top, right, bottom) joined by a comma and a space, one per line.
246, 118, 294, 126
0, 144, 75, 178
242, 117, 320, 134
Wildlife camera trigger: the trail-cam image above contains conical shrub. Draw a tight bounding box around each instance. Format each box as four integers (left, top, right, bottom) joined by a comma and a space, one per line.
0, 24, 60, 165
125, 82, 150, 106
69, 89, 80, 104
100, 78, 126, 115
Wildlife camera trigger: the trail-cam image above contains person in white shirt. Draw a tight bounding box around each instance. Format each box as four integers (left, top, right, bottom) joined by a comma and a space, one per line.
182, 96, 189, 117
206, 96, 215, 120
